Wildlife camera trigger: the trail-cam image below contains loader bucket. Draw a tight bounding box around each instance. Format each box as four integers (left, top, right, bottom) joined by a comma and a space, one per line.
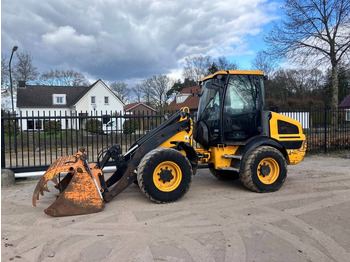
32, 149, 105, 217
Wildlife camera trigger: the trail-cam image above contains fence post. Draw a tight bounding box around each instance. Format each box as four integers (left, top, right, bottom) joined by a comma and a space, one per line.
324, 107, 327, 153
1, 117, 5, 168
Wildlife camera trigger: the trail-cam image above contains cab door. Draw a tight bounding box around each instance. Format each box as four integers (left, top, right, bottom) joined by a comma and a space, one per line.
222, 75, 262, 142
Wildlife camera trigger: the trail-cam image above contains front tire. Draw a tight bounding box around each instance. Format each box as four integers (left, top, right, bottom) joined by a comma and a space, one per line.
137, 148, 193, 203
240, 146, 287, 192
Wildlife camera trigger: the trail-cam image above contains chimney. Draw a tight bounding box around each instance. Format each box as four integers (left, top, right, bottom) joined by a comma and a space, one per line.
18, 81, 26, 89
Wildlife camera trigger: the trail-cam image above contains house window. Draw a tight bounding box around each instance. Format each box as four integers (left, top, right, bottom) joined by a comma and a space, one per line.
102, 115, 111, 124
176, 94, 189, 104
104, 96, 109, 104
57, 97, 63, 104
346, 109, 350, 121
53, 94, 66, 105
91, 96, 96, 104
27, 120, 43, 130
27, 120, 34, 129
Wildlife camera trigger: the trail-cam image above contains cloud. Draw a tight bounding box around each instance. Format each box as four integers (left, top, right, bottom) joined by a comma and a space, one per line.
2, 0, 279, 83
42, 26, 96, 48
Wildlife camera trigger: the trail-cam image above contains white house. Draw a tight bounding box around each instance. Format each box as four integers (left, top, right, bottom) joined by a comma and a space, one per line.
16, 79, 124, 130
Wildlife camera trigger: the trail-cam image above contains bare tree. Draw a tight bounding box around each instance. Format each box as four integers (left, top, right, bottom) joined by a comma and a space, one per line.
251, 51, 277, 76
284, 68, 325, 96
13, 52, 39, 83
1, 55, 9, 89
265, 68, 325, 107
182, 55, 212, 81
39, 70, 57, 86
139, 78, 155, 106
132, 83, 143, 103
265, 0, 350, 108
60, 70, 88, 86
39, 69, 88, 86
146, 75, 173, 110
206, 56, 238, 75
110, 82, 130, 104
183, 55, 238, 80
215, 56, 238, 71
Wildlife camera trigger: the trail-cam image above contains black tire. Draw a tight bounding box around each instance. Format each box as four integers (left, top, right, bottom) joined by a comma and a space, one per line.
192, 165, 198, 176
240, 146, 287, 192
137, 148, 193, 203
209, 168, 239, 181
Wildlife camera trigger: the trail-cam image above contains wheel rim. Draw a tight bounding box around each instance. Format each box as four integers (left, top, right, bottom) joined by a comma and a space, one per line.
257, 158, 280, 184
153, 161, 182, 192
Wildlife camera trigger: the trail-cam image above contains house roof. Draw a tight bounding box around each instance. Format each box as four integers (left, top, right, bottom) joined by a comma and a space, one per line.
124, 102, 156, 112
17, 79, 124, 108
339, 94, 350, 108
167, 86, 201, 111
17, 84, 93, 108
75, 79, 125, 106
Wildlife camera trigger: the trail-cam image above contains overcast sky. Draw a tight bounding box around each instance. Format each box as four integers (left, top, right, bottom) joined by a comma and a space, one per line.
1, 0, 282, 85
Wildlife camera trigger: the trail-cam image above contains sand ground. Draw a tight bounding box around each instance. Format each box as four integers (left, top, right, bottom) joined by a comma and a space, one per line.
2, 152, 350, 262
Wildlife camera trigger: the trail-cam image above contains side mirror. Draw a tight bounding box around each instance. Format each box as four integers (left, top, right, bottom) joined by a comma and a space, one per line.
269, 106, 279, 113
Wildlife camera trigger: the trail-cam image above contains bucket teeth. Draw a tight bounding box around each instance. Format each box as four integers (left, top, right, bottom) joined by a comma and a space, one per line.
32, 151, 105, 216
32, 155, 75, 207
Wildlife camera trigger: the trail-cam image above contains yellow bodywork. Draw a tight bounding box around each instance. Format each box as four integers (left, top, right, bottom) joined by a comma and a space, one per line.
201, 70, 264, 82
194, 111, 306, 170
207, 145, 239, 169
269, 112, 306, 165
159, 107, 193, 150
195, 145, 239, 169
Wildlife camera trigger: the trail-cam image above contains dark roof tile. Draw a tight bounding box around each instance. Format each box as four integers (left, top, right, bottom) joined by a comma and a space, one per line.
339, 94, 350, 108
167, 85, 201, 110
17, 84, 93, 108
124, 102, 156, 112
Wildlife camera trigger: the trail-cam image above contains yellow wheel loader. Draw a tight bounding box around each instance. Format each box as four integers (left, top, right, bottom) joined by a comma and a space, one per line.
33, 70, 306, 216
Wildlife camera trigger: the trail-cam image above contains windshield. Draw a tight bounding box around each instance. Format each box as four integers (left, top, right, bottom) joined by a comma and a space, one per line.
197, 77, 225, 121
224, 75, 258, 113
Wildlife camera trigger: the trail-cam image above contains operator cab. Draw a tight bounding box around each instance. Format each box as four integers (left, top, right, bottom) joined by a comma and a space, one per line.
194, 70, 266, 147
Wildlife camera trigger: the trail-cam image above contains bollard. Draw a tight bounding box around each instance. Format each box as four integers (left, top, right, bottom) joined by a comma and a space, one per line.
1, 169, 15, 187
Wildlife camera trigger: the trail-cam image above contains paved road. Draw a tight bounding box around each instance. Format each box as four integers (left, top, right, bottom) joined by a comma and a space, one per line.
2, 154, 350, 261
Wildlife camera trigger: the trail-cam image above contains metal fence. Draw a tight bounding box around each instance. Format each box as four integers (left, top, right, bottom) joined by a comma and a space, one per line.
279, 108, 350, 152
1, 110, 175, 173
1, 108, 350, 173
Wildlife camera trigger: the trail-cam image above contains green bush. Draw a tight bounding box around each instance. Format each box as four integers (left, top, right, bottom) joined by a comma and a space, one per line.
44, 120, 61, 134
123, 119, 139, 134
3, 120, 20, 136
86, 119, 102, 133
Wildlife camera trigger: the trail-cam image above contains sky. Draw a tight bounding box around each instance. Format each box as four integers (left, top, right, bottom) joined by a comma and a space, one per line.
1, 0, 283, 86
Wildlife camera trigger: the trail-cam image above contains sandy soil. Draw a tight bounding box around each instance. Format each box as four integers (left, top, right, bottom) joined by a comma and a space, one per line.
2, 153, 350, 262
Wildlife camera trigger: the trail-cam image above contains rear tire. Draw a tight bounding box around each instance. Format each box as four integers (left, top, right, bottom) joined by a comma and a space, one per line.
137, 148, 193, 203
209, 168, 239, 181
240, 146, 287, 192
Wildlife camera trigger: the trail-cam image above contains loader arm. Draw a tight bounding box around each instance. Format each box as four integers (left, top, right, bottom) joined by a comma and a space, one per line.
33, 108, 194, 216
103, 108, 193, 201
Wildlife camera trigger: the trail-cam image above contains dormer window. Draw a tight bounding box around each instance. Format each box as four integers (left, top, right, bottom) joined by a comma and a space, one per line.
176, 94, 190, 104
53, 94, 66, 105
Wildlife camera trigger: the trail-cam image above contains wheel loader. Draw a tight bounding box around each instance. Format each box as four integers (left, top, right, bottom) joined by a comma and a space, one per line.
32, 70, 306, 216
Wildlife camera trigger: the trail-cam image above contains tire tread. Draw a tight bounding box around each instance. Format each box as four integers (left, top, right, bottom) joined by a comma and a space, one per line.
137, 148, 193, 203
239, 146, 287, 193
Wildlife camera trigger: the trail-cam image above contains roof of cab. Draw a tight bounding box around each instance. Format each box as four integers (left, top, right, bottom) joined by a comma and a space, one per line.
200, 70, 264, 82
